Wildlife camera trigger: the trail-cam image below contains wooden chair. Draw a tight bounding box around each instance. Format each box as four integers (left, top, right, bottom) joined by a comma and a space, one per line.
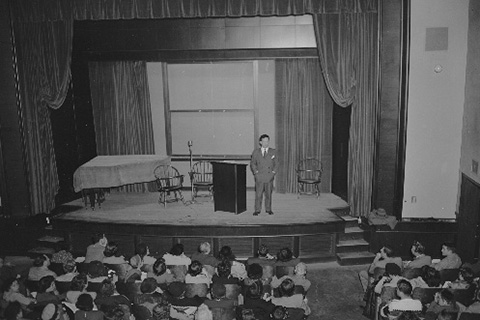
189, 161, 214, 200
402, 268, 423, 279
459, 312, 480, 320
275, 266, 295, 278
412, 287, 442, 306
153, 165, 185, 207
55, 280, 72, 294
185, 283, 208, 298
440, 269, 460, 282
296, 158, 323, 198
453, 286, 476, 306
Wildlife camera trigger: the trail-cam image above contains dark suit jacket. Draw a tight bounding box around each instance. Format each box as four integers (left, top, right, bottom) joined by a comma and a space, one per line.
250, 148, 278, 183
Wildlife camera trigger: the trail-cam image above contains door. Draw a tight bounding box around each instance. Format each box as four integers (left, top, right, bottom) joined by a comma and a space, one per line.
457, 174, 480, 262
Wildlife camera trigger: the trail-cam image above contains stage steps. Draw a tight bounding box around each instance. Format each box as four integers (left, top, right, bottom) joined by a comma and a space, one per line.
334, 213, 375, 266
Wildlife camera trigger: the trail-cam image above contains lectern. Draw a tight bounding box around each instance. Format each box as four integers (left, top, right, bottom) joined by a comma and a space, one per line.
212, 162, 247, 214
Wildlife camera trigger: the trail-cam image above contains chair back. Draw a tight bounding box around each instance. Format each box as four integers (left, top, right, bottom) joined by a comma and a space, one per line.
459, 313, 480, 320
412, 287, 442, 305
275, 266, 295, 278
210, 307, 236, 320
191, 161, 213, 184
296, 158, 323, 181
453, 286, 476, 306
185, 283, 208, 298
402, 268, 423, 279
440, 269, 460, 282
380, 286, 397, 304
154, 165, 183, 189
55, 281, 72, 294
224, 283, 241, 300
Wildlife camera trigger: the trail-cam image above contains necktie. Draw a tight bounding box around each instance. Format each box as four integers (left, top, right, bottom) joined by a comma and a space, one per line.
262, 148, 266, 157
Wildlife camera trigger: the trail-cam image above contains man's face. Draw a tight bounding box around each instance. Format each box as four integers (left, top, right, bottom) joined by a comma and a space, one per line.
441, 245, 450, 256
260, 137, 270, 149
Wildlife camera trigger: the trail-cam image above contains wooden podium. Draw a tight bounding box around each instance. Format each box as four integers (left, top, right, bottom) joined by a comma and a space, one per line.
212, 162, 247, 214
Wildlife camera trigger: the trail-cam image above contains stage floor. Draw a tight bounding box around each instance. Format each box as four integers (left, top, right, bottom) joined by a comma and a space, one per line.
55, 191, 348, 226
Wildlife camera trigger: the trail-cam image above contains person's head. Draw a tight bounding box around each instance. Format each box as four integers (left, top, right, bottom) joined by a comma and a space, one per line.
458, 267, 474, 283
397, 311, 421, 320
140, 278, 158, 294
63, 259, 77, 274
153, 258, 167, 276
99, 279, 115, 297
76, 293, 94, 311
70, 274, 88, 291
199, 242, 211, 255
277, 247, 293, 262
245, 280, 263, 299
380, 246, 395, 258
33, 254, 50, 267
411, 241, 426, 256
88, 260, 106, 278
294, 262, 307, 276
216, 260, 231, 278
3, 278, 20, 293
278, 278, 295, 297
385, 263, 402, 277
247, 263, 263, 280
218, 246, 234, 261
396, 279, 413, 298
104, 242, 119, 257
421, 266, 442, 287
436, 310, 457, 320
270, 306, 289, 320
38, 275, 56, 293
104, 306, 125, 320
136, 242, 149, 258
211, 283, 226, 300
257, 244, 269, 258
169, 243, 184, 256
4, 301, 23, 320
168, 282, 186, 298
441, 243, 456, 256
436, 289, 455, 306
152, 303, 170, 320
188, 260, 203, 277
41, 303, 66, 320
259, 134, 270, 148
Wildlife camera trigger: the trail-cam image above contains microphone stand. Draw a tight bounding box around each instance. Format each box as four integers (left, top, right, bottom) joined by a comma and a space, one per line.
188, 141, 195, 202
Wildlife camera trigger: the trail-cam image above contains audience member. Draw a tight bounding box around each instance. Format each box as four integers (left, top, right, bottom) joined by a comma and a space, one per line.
185, 260, 211, 287
66, 274, 97, 304
133, 278, 165, 318
242, 280, 275, 320
271, 262, 311, 293
216, 246, 247, 280
94, 279, 130, 313
28, 255, 57, 281
167, 282, 204, 320
464, 287, 480, 314
424, 289, 466, 320
130, 243, 156, 271
271, 278, 310, 316
274, 248, 300, 268
246, 245, 276, 266
84, 234, 108, 264
380, 279, 422, 319
2, 278, 35, 309
162, 243, 191, 282
243, 263, 264, 287
432, 243, 462, 271
36, 275, 63, 305
190, 242, 218, 269
102, 242, 128, 265
410, 265, 442, 289
51, 243, 74, 266
217, 246, 237, 262
147, 258, 175, 287
203, 283, 237, 318
374, 263, 404, 294
404, 241, 432, 269
212, 260, 240, 285
40, 303, 70, 320
359, 245, 403, 291
436, 309, 457, 320
55, 260, 78, 283
443, 267, 475, 290
74, 293, 104, 320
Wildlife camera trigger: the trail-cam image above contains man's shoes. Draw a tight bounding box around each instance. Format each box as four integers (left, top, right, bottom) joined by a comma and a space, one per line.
267, 211, 274, 215
253, 211, 260, 216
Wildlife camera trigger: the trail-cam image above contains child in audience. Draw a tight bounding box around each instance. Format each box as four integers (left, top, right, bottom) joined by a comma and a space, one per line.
85, 234, 108, 264
271, 262, 311, 293
424, 289, 466, 320
148, 258, 175, 287
203, 283, 237, 318
185, 260, 211, 287
75, 293, 104, 320
243, 263, 264, 286
133, 278, 165, 317
270, 305, 305, 320
443, 267, 475, 290
271, 278, 310, 316
432, 243, 462, 271
28, 255, 57, 281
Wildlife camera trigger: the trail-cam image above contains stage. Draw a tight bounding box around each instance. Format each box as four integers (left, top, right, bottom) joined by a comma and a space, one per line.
52, 191, 349, 262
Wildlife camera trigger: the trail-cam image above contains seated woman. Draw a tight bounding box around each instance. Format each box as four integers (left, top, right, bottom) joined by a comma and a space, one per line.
271, 262, 311, 293
2, 278, 35, 310
102, 242, 128, 265
271, 278, 310, 316
274, 248, 300, 268
75, 293, 104, 320
66, 274, 97, 305
55, 260, 78, 283
28, 255, 57, 281
444, 266, 475, 290
404, 241, 432, 270
184, 260, 211, 287
212, 260, 240, 286
410, 265, 442, 289
147, 258, 175, 287
36, 276, 64, 305
162, 244, 191, 282
130, 243, 156, 272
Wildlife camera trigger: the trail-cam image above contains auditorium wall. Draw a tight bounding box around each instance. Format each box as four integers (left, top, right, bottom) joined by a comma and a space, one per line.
402, 0, 469, 219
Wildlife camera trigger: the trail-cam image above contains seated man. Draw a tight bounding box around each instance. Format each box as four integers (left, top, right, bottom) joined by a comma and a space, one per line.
359, 245, 403, 291
431, 243, 462, 271
271, 262, 311, 293
380, 279, 422, 319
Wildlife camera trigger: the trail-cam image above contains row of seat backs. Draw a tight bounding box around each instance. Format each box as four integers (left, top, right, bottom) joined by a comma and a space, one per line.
373, 267, 461, 282
379, 286, 476, 307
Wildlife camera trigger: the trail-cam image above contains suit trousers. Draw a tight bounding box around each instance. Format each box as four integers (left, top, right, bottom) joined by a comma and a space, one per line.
255, 179, 273, 212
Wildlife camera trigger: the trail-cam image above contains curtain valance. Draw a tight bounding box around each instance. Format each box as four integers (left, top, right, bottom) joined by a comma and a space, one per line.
11, 0, 377, 22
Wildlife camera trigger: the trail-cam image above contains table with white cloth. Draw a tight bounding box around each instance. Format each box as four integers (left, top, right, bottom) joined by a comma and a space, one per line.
73, 155, 170, 209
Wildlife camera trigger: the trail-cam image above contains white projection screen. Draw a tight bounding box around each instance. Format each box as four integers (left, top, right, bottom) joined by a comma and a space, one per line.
167, 62, 255, 155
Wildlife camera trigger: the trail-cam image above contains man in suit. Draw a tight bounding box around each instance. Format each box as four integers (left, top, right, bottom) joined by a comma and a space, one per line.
250, 134, 278, 216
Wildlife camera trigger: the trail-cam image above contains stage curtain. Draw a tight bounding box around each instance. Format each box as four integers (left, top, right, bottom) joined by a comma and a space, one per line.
275, 59, 333, 194
88, 61, 156, 193
313, 12, 379, 216
11, 20, 73, 214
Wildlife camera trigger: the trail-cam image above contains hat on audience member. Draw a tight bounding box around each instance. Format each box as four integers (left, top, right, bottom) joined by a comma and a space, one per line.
377, 208, 387, 216
41, 303, 57, 320
385, 263, 401, 276
168, 282, 186, 298
211, 283, 226, 299
140, 278, 157, 294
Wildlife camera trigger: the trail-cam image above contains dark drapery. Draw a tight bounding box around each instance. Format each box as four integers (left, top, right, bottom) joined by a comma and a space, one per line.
89, 61, 156, 192
275, 58, 333, 194
8, 0, 377, 215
